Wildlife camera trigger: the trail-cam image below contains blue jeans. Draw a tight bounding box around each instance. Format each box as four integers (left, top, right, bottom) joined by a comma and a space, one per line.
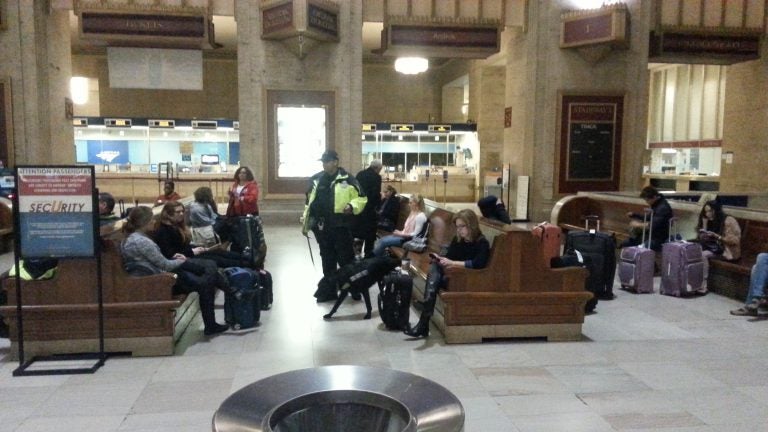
746, 253, 768, 304
373, 235, 406, 257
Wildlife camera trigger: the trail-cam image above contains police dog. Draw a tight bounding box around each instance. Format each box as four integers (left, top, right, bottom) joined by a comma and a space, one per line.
323, 256, 399, 320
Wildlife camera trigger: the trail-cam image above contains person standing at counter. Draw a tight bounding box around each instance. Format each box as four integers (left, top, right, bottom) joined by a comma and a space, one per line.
226, 166, 259, 217
154, 181, 182, 207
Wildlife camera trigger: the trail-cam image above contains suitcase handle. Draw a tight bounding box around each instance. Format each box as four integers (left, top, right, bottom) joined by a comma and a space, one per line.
584, 215, 600, 233
668, 217, 680, 242
639, 208, 653, 249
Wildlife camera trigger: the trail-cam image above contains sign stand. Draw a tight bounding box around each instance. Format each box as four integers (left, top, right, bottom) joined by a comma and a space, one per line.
12, 166, 106, 376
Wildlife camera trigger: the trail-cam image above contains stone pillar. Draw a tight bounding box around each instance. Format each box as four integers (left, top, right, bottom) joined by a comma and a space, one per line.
0, 2, 73, 166
719, 42, 768, 193
496, 0, 651, 221
471, 64, 505, 201
235, 0, 363, 195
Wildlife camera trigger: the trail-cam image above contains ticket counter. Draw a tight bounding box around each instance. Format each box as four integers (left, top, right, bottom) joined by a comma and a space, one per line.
642, 173, 720, 192
95, 173, 234, 204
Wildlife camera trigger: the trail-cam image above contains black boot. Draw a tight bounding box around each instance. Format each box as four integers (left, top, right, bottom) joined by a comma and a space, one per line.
403, 315, 430, 338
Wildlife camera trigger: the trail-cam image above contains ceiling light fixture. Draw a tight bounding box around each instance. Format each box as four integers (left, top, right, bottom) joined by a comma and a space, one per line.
394, 57, 429, 75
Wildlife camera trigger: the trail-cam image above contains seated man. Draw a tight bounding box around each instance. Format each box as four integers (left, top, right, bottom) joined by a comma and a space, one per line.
731, 252, 768, 316
154, 181, 182, 207
98, 192, 120, 225
477, 195, 511, 224
621, 186, 673, 252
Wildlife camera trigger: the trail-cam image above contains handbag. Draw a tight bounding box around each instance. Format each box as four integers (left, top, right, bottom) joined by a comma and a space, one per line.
190, 225, 220, 248
402, 224, 430, 253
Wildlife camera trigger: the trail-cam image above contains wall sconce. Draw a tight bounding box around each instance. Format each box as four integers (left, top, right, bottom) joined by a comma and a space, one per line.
70, 77, 89, 105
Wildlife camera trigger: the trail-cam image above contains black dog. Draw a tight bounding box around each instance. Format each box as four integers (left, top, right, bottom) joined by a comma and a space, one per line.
323, 280, 374, 320
322, 256, 399, 321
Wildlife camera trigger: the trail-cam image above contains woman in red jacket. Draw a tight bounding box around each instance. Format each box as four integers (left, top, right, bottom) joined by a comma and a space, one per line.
226, 166, 259, 216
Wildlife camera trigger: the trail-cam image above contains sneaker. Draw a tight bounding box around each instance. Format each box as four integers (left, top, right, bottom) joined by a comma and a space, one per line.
757, 298, 768, 317
730, 306, 757, 316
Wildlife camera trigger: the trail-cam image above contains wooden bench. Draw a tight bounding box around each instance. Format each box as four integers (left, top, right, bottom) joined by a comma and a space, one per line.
0, 198, 13, 253
0, 202, 201, 358
550, 192, 701, 245
391, 199, 592, 343
552, 192, 768, 301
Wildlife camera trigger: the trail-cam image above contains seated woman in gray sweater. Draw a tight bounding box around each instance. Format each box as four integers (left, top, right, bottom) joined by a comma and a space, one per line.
121, 206, 228, 336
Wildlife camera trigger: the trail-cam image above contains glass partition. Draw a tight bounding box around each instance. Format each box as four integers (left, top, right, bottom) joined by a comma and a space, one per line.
74, 122, 239, 173
361, 131, 466, 174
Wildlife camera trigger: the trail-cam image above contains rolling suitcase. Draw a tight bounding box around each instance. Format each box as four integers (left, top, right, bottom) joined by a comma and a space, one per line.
254, 269, 273, 310
660, 218, 705, 297
551, 250, 598, 313
532, 222, 562, 268
378, 269, 413, 331
564, 216, 617, 300
223, 267, 262, 329
618, 209, 656, 294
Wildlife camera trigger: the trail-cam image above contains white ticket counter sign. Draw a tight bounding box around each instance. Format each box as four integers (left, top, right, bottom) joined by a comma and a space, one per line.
17, 166, 95, 258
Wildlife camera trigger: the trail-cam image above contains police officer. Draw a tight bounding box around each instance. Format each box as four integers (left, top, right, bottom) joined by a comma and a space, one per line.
302, 150, 367, 285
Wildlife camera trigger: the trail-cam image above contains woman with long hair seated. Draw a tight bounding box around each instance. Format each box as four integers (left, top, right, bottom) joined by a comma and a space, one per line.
696, 199, 741, 295
154, 201, 256, 269
404, 209, 490, 338
121, 206, 228, 336
372, 194, 427, 257
188, 186, 220, 229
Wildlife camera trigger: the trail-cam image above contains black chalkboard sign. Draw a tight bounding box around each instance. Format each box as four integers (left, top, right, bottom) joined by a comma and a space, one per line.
568, 122, 614, 180
558, 95, 623, 193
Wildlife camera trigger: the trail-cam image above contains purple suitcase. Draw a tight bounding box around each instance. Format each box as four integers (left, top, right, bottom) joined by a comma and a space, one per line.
618, 209, 655, 294
660, 218, 705, 297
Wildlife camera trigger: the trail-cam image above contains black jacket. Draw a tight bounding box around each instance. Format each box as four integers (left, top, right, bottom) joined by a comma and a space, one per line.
354, 167, 382, 231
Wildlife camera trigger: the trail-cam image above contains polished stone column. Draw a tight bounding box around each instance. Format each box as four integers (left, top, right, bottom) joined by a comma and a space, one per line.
497, 0, 652, 220
0, 2, 73, 166
235, 0, 363, 195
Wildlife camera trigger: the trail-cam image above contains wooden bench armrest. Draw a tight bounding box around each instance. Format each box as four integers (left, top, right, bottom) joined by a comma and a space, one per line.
709, 259, 751, 275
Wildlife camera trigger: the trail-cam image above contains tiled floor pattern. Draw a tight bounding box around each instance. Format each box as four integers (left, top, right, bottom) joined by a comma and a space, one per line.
1, 224, 767, 431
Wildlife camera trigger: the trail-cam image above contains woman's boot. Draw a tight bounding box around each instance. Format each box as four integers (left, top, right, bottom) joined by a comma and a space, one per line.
403, 314, 430, 338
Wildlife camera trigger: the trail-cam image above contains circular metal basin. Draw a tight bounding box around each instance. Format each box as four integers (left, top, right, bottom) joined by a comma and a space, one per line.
212, 365, 464, 432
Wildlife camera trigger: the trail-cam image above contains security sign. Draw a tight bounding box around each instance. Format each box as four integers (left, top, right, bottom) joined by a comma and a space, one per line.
16, 166, 96, 257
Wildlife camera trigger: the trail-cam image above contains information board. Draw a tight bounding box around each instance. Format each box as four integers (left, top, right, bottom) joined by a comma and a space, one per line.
17, 166, 96, 257
558, 94, 623, 194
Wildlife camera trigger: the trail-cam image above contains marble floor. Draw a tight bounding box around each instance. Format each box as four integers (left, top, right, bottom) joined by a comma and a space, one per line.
1, 223, 767, 431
